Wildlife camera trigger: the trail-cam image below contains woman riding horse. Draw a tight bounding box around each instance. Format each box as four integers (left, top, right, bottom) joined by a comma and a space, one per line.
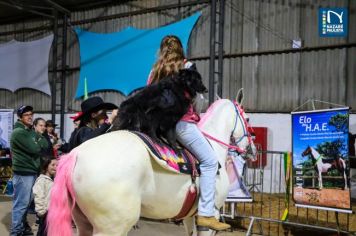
147, 35, 230, 231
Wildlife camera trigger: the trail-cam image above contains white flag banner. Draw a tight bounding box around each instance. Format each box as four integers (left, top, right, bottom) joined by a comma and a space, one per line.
0, 35, 53, 95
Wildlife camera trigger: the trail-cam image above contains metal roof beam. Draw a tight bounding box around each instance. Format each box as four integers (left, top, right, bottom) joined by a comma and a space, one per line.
44, 0, 71, 16
70, 0, 209, 25
0, 0, 54, 18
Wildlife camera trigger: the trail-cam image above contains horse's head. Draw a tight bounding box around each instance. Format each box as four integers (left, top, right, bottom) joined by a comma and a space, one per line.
230, 89, 257, 161
301, 145, 312, 157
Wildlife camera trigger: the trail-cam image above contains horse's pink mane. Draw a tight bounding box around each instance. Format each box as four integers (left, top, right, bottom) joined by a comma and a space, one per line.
197, 99, 226, 128
47, 150, 77, 236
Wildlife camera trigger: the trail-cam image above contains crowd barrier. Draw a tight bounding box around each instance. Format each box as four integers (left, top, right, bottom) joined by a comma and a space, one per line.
222, 151, 356, 235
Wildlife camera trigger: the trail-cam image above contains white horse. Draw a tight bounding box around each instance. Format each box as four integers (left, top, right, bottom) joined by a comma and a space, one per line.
302, 146, 348, 190
47, 92, 256, 236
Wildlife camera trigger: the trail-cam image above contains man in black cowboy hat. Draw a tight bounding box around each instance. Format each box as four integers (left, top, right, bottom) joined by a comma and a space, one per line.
70, 96, 118, 150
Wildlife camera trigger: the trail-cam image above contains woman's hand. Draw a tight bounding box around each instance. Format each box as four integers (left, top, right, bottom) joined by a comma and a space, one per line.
108, 109, 119, 124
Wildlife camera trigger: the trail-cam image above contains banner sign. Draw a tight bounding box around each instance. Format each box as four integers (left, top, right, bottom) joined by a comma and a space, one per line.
0, 109, 14, 149
226, 151, 252, 202
292, 108, 350, 210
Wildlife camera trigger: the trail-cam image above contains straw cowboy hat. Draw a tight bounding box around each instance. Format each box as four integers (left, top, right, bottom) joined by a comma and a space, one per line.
77, 96, 118, 121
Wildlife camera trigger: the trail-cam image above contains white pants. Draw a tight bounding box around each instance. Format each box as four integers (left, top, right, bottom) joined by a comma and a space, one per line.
176, 121, 218, 216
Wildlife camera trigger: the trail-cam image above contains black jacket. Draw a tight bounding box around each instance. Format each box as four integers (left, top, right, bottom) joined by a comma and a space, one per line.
69, 123, 111, 150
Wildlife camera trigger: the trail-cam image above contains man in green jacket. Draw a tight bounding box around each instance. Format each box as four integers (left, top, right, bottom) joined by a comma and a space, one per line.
10, 105, 48, 236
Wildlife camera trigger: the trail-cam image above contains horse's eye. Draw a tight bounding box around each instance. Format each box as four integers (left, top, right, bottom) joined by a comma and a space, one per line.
246, 118, 250, 123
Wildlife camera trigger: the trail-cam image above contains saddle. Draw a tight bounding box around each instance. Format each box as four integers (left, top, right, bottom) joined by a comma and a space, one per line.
132, 131, 200, 176
133, 131, 201, 220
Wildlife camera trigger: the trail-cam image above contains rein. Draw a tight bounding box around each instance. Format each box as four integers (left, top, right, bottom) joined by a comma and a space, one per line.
314, 155, 323, 166
233, 101, 253, 145
201, 131, 246, 153
201, 100, 253, 155
310, 148, 323, 166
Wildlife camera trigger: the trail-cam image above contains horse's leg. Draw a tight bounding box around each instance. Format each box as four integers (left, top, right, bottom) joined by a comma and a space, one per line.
183, 217, 194, 236
318, 166, 323, 190
89, 194, 141, 236
341, 160, 348, 190
72, 204, 93, 236
319, 170, 323, 189
77, 165, 143, 236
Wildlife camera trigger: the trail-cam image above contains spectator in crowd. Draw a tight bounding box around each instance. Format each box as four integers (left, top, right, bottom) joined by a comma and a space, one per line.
70, 96, 118, 149
70, 112, 82, 129
43, 120, 61, 157
32, 156, 58, 236
33, 118, 50, 157
66, 112, 82, 152
10, 105, 48, 236
33, 118, 46, 135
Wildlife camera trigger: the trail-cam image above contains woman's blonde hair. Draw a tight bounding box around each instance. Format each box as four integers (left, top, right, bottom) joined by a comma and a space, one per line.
150, 35, 185, 84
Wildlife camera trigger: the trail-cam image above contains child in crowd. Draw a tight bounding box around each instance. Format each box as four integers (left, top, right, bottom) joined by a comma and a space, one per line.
44, 120, 62, 157
32, 157, 58, 236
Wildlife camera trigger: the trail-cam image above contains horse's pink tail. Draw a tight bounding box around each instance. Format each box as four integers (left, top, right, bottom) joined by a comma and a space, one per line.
47, 150, 78, 236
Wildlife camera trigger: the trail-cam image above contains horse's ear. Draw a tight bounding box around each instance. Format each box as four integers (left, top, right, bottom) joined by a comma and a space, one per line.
235, 88, 244, 104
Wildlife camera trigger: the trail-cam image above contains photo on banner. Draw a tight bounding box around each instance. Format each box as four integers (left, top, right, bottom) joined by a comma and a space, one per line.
292, 108, 350, 210
0, 109, 14, 149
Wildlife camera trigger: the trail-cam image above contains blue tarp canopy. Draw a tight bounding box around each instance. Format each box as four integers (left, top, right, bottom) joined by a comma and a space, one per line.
75, 13, 201, 98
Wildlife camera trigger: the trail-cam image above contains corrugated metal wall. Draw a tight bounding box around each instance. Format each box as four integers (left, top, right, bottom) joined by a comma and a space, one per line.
0, 0, 355, 113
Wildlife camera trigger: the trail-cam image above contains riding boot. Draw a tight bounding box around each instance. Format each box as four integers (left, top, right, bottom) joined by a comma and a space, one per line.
196, 216, 231, 231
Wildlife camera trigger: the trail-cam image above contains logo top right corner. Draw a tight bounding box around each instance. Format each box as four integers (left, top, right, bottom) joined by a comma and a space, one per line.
319, 8, 348, 37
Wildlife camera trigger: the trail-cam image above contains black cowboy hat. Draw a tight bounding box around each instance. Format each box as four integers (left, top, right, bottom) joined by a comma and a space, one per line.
78, 96, 118, 121
45, 120, 58, 127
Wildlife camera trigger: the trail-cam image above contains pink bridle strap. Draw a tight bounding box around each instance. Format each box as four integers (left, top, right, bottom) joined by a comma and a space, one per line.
201, 131, 246, 153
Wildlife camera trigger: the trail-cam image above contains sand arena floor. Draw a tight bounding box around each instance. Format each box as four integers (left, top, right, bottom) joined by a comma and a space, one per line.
0, 195, 243, 236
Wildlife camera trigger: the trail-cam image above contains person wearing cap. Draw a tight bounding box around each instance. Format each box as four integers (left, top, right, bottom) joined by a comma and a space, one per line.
70, 112, 82, 129
70, 96, 118, 150
10, 105, 48, 236
64, 112, 83, 153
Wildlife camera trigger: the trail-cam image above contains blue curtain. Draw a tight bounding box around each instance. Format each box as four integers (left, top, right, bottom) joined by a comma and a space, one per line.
75, 12, 201, 98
